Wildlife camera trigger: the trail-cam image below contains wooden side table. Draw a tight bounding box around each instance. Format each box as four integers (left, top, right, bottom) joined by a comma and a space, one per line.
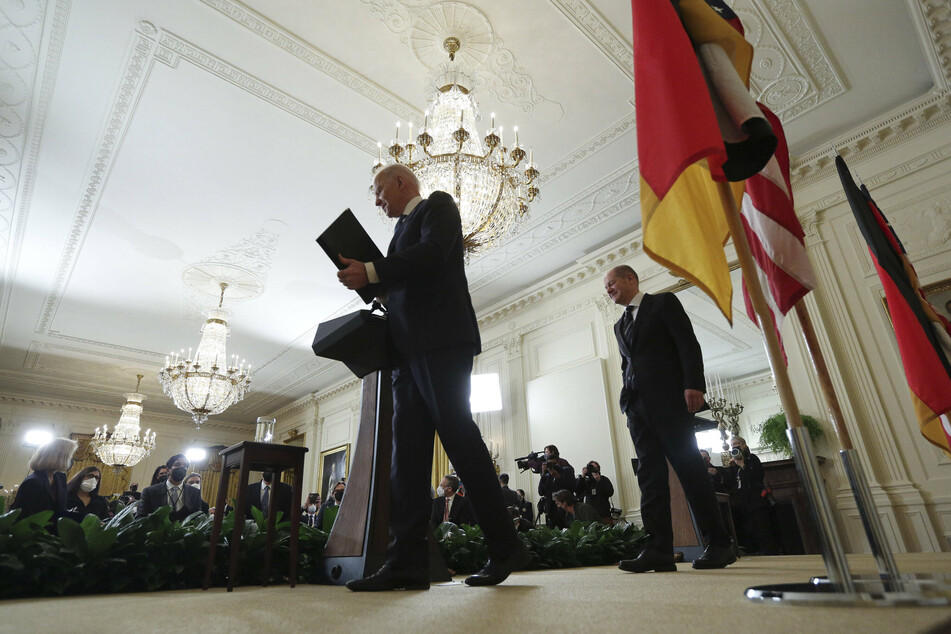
202, 441, 308, 591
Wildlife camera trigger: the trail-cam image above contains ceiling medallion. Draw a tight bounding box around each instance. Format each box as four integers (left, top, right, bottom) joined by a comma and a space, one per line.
373, 37, 539, 253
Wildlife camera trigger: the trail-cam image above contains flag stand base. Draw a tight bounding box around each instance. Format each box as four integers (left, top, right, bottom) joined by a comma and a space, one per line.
746, 573, 951, 606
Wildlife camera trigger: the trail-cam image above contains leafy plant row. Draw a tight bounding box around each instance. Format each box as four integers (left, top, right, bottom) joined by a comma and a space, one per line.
0, 504, 645, 599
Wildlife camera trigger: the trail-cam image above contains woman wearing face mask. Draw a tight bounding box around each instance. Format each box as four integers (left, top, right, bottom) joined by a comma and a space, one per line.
66, 466, 110, 520
11, 437, 79, 523
184, 473, 210, 513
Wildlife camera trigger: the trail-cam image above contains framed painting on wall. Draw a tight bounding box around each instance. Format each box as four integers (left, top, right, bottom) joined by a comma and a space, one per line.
318, 444, 349, 501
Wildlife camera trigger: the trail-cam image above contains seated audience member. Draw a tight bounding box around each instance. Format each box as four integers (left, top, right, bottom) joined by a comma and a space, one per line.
246, 470, 293, 521
66, 466, 110, 520
701, 449, 731, 494
11, 437, 79, 522
150, 465, 170, 486
537, 445, 575, 528
184, 473, 210, 513
575, 460, 615, 522
507, 505, 532, 533
552, 489, 601, 526
139, 454, 204, 521
317, 481, 346, 531
499, 473, 520, 508
516, 489, 534, 526
431, 474, 475, 527
122, 482, 141, 501
729, 437, 780, 555
301, 493, 321, 528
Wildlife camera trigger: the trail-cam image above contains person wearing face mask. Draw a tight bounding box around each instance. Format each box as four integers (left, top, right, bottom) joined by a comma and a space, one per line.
184, 473, 210, 514
138, 454, 203, 521
301, 493, 321, 528
66, 466, 110, 520
430, 475, 475, 528
246, 469, 293, 521
150, 465, 170, 486
316, 481, 346, 531
516, 489, 534, 527
11, 437, 79, 524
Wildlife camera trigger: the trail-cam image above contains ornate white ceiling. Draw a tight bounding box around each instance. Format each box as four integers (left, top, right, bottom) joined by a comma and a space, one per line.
0, 0, 940, 424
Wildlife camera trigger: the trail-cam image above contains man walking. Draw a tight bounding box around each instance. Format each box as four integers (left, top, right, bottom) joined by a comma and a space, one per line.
604, 265, 734, 572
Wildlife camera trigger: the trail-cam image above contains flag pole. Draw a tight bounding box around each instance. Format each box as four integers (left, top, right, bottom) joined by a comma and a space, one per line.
713, 179, 855, 592
793, 300, 903, 588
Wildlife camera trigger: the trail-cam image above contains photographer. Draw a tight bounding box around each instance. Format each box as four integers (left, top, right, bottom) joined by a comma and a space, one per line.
536, 445, 574, 528
552, 489, 601, 527
574, 460, 615, 523
729, 436, 779, 555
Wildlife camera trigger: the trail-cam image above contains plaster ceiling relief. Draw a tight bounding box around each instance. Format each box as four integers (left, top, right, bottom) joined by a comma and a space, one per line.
733, 0, 845, 121
362, 0, 560, 115
548, 0, 633, 79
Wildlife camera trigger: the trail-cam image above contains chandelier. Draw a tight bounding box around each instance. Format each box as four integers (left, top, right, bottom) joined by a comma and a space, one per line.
91, 374, 156, 472
373, 37, 539, 253
158, 282, 251, 428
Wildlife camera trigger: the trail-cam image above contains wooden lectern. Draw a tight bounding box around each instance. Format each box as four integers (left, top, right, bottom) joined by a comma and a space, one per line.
311, 309, 451, 585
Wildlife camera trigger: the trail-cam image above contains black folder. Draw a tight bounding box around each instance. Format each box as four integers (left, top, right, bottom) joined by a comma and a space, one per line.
316, 208, 384, 304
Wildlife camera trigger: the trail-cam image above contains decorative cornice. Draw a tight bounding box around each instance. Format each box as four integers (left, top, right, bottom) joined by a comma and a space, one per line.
548, 0, 633, 80
538, 112, 636, 185
267, 392, 318, 421
468, 161, 639, 292
197, 0, 420, 121
481, 295, 603, 352
315, 377, 361, 404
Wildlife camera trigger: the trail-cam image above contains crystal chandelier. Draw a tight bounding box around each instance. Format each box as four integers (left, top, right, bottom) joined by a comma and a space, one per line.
91, 374, 156, 472
158, 282, 251, 428
373, 37, 539, 254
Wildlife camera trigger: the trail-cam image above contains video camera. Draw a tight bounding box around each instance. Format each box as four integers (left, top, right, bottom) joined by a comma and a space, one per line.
516, 450, 552, 475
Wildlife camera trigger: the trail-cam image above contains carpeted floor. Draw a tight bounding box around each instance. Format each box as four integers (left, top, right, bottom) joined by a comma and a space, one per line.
4, 553, 951, 633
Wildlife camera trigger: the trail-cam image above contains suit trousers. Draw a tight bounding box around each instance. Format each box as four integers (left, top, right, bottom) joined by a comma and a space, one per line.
627, 401, 729, 553
387, 347, 517, 569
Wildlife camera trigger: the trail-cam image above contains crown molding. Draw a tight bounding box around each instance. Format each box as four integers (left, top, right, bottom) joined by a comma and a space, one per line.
538, 112, 636, 185
266, 391, 318, 421
315, 377, 361, 403
548, 0, 633, 80
197, 0, 420, 121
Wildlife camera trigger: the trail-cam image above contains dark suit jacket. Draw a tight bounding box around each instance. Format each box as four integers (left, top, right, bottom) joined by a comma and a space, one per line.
139, 481, 204, 519
431, 494, 475, 527
11, 470, 67, 519
500, 485, 520, 509
615, 293, 705, 420
246, 481, 293, 520
372, 191, 481, 358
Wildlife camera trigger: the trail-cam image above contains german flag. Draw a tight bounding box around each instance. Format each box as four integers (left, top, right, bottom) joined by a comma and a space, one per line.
837, 155, 951, 456
632, 0, 775, 322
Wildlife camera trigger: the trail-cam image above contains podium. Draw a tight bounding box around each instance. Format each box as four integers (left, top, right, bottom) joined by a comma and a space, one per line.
311, 309, 451, 585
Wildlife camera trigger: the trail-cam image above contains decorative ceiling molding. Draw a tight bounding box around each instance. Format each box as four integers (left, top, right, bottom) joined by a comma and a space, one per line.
538, 111, 636, 185
34, 21, 376, 337
796, 139, 951, 219
790, 91, 951, 187
267, 391, 318, 421
547, 0, 633, 80
735, 0, 845, 121
33, 22, 158, 335
0, 0, 67, 346
315, 376, 361, 403
197, 0, 420, 121
468, 161, 639, 292
361, 0, 559, 114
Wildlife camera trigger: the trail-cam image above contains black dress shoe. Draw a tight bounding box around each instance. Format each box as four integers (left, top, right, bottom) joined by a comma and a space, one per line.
618, 548, 677, 573
346, 565, 430, 592
465, 541, 531, 586
691, 543, 737, 569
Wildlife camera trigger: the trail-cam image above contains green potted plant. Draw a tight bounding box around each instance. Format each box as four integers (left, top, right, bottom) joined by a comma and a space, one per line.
755, 411, 824, 457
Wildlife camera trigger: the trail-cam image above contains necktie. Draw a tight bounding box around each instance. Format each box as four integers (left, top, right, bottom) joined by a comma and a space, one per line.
623, 305, 636, 342
262, 485, 270, 516
443, 496, 450, 522
169, 486, 180, 511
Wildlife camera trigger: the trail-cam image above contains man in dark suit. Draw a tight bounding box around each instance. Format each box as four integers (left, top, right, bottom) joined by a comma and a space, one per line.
604, 265, 735, 572
337, 164, 529, 590
498, 473, 520, 509
431, 474, 475, 527
139, 454, 204, 521
246, 470, 293, 521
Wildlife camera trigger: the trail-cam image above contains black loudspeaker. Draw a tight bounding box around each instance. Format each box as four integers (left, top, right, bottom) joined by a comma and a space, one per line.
311, 309, 396, 378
